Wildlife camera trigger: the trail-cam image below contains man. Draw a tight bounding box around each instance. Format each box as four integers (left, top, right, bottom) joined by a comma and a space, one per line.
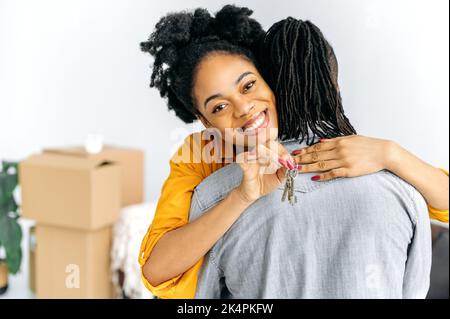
189, 139, 432, 298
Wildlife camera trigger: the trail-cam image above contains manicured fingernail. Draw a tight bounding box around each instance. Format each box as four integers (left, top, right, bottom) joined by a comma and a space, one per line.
287, 160, 296, 170
278, 158, 287, 167
311, 175, 321, 181
296, 165, 302, 170
291, 149, 302, 155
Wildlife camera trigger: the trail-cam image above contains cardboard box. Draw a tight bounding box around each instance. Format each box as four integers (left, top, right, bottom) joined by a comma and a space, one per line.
43, 146, 144, 207
35, 225, 114, 299
20, 145, 144, 298
101, 146, 144, 206
19, 151, 121, 230
19, 145, 144, 230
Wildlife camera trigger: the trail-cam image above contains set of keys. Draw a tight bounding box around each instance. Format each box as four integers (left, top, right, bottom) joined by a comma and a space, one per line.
281, 168, 298, 205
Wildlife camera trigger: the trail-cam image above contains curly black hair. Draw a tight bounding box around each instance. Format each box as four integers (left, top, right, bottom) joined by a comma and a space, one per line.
140, 5, 265, 123
260, 17, 356, 144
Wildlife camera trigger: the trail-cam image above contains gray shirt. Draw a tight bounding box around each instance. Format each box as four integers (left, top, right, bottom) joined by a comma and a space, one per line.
189, 139, 432, 299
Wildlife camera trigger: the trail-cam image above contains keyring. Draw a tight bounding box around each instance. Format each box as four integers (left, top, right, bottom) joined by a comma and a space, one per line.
288, 169, 298, 179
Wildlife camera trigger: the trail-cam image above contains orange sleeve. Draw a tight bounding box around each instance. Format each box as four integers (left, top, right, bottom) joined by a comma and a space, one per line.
427, 168, 449, 223
138, 132, 225, 298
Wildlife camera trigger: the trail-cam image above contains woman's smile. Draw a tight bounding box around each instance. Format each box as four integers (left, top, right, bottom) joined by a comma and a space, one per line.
194, 54, 278, 146
237, 108, 270, 136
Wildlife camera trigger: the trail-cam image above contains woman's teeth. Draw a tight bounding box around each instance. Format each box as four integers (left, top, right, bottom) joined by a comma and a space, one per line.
243, 111, 266, 132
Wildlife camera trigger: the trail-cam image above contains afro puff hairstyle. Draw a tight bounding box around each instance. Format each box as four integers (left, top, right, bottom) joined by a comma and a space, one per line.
140, 5, 266, 123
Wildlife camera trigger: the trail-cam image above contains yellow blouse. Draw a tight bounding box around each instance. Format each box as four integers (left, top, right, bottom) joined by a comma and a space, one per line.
138, 132, 449, 299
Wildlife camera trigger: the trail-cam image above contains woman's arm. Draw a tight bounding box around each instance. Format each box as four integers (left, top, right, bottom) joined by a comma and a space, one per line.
144, 140, 293, 287
385, 141, 448, 211
139, 132, 294, 296
291, 135, 449, 212
143, 188, 251, 287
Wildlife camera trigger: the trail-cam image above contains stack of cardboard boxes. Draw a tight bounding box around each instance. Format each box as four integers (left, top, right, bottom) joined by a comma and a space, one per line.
19, 146, 144, 298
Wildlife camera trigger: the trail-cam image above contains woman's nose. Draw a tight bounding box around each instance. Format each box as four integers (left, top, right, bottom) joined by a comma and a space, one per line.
234, 101, 255, 118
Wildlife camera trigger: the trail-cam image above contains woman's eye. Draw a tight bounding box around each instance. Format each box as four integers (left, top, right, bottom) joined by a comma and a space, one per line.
244, 80, 256, 92
213, 104, 226, 114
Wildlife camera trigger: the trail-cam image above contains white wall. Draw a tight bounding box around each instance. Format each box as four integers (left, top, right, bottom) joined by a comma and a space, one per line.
1, 0, 448, 203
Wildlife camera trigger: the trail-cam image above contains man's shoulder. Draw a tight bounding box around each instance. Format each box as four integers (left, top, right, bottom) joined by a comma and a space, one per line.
369, 170, 425, 203
190, 163, 242, 218
339, 170, 428, 225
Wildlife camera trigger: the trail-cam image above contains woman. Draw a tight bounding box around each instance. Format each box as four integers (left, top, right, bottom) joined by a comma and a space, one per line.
138, 5, 448, 298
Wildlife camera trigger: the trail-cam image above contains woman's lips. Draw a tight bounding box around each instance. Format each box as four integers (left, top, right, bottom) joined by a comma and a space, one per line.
237, 109, 270, 136
242, 110, 263, 128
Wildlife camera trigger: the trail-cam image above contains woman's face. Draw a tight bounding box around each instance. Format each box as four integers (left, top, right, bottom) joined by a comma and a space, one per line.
193, 53, 278, 147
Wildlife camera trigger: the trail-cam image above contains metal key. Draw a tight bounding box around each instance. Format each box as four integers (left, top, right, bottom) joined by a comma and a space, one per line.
282, 169, 298, 205
288, 169, 298, 205
281, 170, 291, 202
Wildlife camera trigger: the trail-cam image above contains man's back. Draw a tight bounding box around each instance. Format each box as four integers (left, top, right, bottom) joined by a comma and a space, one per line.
189, 140, 432, 299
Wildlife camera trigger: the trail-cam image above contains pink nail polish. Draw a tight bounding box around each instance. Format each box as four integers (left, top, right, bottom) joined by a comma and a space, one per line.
287, 160, 296, 170
278, 158, 287, 167
311, 175, 321, 181
289, 161, 297, 169
296, 165, 302, 170
291, 149, 302, 155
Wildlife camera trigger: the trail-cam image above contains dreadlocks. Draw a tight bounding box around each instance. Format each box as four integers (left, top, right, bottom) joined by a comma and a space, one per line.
259, 17, 356, 145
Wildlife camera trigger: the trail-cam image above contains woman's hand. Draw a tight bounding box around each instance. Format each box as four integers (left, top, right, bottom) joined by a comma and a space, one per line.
235, 141, 297, 203
291, 135, 394, 181
291, 134, 449, 214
